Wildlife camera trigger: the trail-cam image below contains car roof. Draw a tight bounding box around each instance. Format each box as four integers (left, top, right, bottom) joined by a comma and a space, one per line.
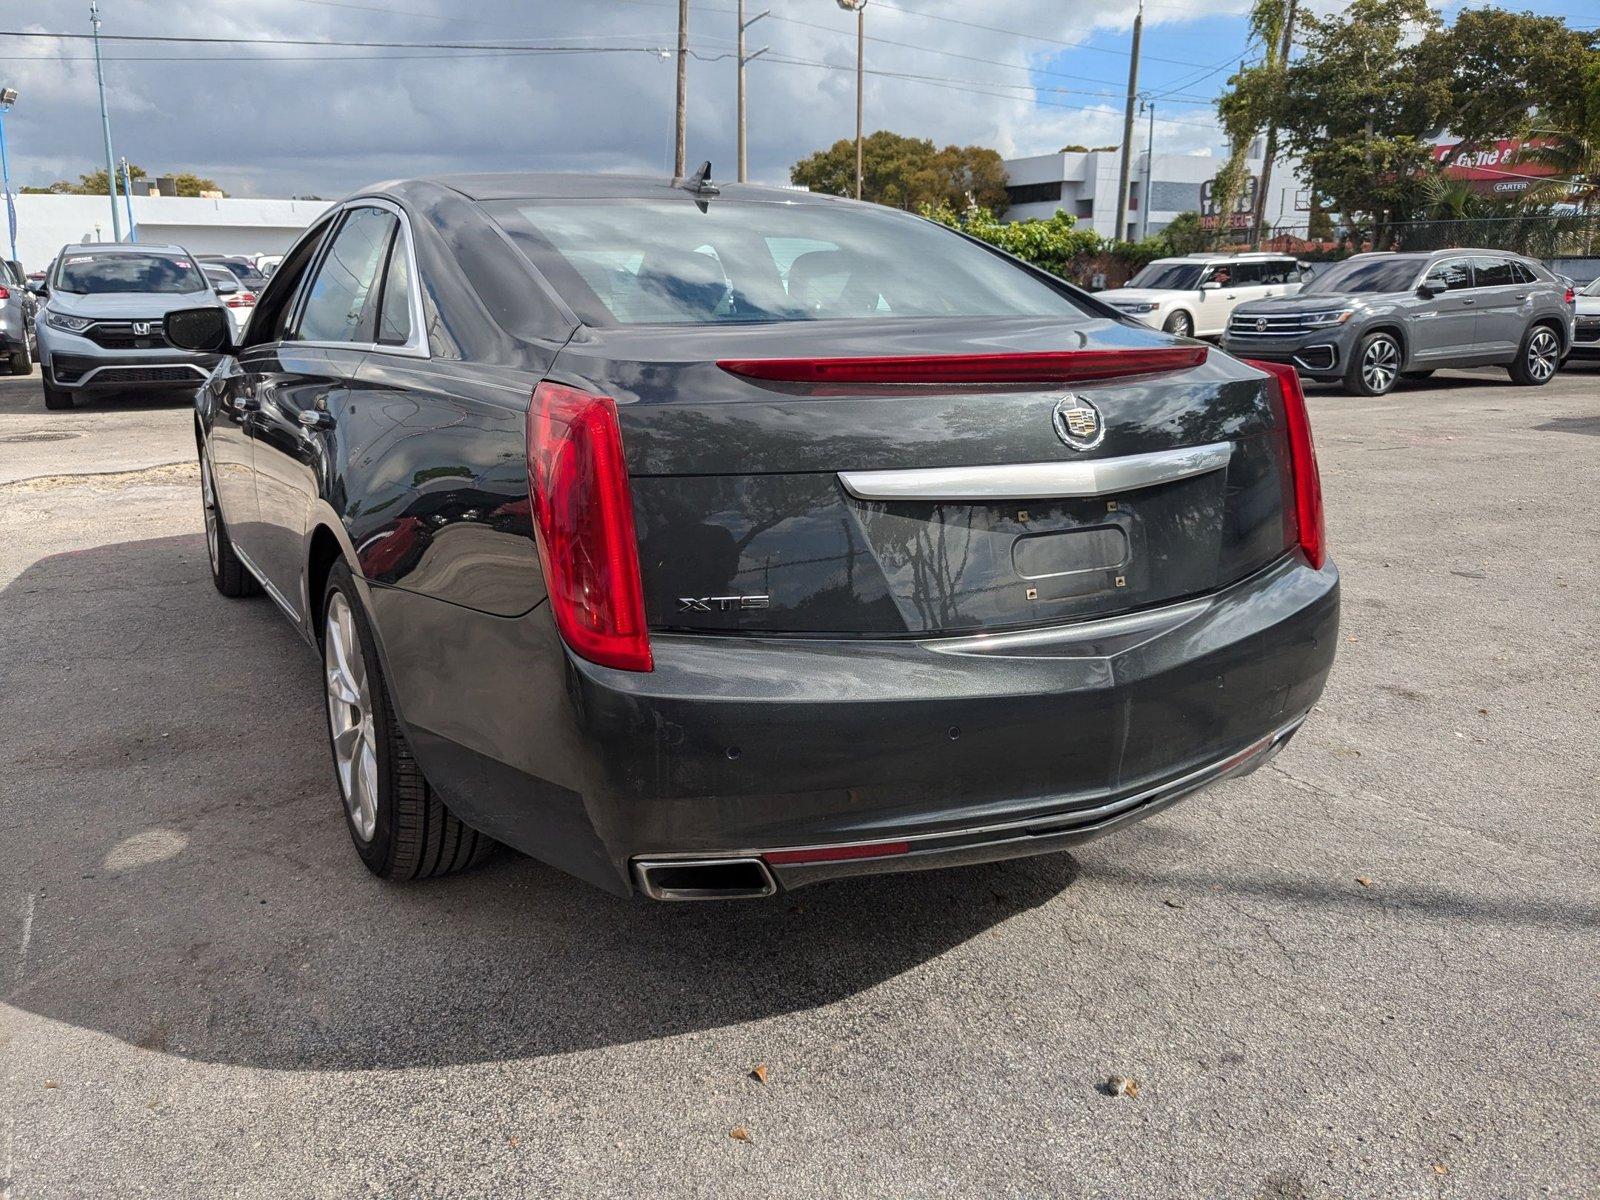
396, 171, 837, 205
1155, 252, 1299, 263
58, 242, 189, 255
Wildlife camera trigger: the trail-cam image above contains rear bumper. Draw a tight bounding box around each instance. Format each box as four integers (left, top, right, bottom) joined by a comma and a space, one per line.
378, 552, 1339, 898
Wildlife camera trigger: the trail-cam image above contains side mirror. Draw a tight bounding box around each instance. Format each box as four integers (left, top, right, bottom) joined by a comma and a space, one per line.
211, 276, 240, 296
164, 306, 234, 354
1200, 281, 1222, 291
1419, 280, 1446, 298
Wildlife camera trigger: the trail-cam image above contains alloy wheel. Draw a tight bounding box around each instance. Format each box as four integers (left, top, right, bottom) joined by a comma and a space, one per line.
324, 592, 379, 842
1526, 328, 1558, 383
1362, 337, 1399, 393
200, 456, 220, 573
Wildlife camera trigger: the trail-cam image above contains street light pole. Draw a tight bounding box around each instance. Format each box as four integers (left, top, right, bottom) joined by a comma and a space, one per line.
90, 1, 123, 242
0, 88, 18, 263
736, 2, 769, 183
837, 0, 867, 201
120, 156, 138, 242
1139, 95, 1155, 241
673, 0, 689, 179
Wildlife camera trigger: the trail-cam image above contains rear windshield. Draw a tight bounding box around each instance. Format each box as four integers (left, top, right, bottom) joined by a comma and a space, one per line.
1582, 278, 1600, 296
53, 251, 207, 295
485, 198, 1092, 326
1126, 262, 1205, 290
1303, 258, 1423, 295
209, 259, 269, 289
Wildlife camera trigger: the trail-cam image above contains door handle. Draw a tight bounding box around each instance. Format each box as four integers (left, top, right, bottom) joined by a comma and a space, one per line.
1462, 299, 1476, 306
299, 408, 335, 431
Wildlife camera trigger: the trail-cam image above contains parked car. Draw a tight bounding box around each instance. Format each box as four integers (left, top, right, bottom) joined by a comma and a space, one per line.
1222, 250, 1572, 396
200, 254, 271, 294
33, 243, 228, 410
1096, 253, 1307, 338
171, 173, 1338, 899
1570, 277, 1600, 360
1, 259, 37, 374
202, 263, 255, 336
255, 253, 283, 278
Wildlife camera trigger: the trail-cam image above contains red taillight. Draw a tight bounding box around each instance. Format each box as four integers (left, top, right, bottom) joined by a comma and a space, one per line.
1565, 287, 1576, 305
1244, 359, 1325, 570
0, 285, 9, 300
717, 346, 1207, 385
763, 840, 911, 866
526, 382, 652, 672
226, 292, 256, 308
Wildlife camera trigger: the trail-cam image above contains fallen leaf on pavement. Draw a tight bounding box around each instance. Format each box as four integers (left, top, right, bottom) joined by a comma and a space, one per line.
1356, 877, 1373, 887
1163, 899, 1185, 909
750, 1064, 769, 1085
42, 1081, 58, 1089
1434, 1164, 1448, 1176
729, 1126, 752, 1142
1106, 1075, 1140, 1098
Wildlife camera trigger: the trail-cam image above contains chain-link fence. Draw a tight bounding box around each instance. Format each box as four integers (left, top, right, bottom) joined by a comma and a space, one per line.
1237, 214, 1600, 259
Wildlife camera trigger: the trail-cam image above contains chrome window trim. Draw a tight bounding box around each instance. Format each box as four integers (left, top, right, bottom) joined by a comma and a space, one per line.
282, 197, 430, 360
838, 441, 1233, 502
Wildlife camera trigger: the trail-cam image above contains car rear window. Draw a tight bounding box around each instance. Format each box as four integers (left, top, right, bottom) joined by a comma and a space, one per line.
484, 198, 1092, 326
53, 251, 207, 295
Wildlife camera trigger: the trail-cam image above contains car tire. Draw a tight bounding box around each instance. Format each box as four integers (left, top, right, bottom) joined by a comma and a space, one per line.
1162, 311, 1193, 338
321, 560, 496, 881
1401, 370, 1434, 381
200, 449, 260, 598
1508, 323, 1561, 387
41, 376, 73, 409
8, 343, 29, 375
1343, 331, 1402, 396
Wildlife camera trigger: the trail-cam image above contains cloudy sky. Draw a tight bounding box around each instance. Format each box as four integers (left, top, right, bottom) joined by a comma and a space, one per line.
2, 0, 1592, 198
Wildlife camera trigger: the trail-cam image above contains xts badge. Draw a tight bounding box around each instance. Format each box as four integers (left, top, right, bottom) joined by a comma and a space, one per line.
677, 595, 771, 613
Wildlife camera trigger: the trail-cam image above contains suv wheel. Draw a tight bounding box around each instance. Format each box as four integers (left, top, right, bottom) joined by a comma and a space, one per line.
1162, 311, 1193, 338
1344, 331, 1401, 396
201, 451, 259, 598
41, 375, 73, 409
1508, 324, 1560, 387
321, 561, 495, 881
7, 342, 29, 376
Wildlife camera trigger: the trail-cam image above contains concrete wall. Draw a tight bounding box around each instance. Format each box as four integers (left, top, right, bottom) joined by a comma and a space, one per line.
5, 194, 334, 273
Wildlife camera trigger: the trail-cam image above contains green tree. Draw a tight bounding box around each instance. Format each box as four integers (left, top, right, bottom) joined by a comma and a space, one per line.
1212, 0, 1302, 247
1274, 0, 1450, 238
918, 202, 1101, 276
791, 131, 1008, 214
37, 164, 226, 197
1429, 8, 1590, 146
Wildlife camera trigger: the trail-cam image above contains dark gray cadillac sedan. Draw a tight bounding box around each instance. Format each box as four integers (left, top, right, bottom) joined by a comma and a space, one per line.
173, 171, 1338, 900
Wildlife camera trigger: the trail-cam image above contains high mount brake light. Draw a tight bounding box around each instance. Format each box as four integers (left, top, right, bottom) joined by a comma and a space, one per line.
1244, 359, 1326, 571
716, 346, 1208, 385
526, 382, 653, 672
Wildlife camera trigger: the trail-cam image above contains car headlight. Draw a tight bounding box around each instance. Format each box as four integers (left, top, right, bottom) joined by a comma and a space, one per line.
1301, 309, 1353, 327
1120, 303, 1158, 314
45, 311, 93, 332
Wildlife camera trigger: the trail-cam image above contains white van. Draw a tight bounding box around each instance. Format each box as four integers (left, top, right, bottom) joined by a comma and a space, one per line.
1097, 253, 1307, 338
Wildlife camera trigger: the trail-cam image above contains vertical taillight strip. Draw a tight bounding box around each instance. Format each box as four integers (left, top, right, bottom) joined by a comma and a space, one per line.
526, 382, 653, 672
1244, 359, 1326, 571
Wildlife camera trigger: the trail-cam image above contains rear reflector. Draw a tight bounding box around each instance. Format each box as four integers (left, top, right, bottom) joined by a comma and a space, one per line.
526, 382, 653, 672
1244, 359, 1326, 570
717, 347, 1207, 385
763, 840, 911, 866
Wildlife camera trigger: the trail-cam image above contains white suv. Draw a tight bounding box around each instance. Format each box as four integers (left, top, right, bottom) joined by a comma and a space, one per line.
1097, 253, 1307, 339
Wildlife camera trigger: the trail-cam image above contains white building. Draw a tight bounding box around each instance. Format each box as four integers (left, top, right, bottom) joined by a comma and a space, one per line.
4, 193, 333, 273
1001, 147, 1306, 241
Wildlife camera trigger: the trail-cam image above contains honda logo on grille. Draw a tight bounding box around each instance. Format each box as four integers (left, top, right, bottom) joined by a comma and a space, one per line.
132, 322, 151, 336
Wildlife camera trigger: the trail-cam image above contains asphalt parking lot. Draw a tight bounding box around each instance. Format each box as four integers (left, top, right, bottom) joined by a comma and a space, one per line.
1, 363, 1596, 1199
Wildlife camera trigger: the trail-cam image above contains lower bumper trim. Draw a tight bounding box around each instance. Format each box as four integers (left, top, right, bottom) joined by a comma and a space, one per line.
631, 713, 1305, 899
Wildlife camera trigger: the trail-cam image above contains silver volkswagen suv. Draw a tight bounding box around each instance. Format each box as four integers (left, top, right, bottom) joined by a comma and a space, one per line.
1221, 250, 1572, 396
34, 243, 229, 410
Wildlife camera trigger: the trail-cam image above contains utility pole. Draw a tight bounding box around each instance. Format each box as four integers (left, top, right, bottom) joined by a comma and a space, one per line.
90, 0, 123, 242
0, 88, 17, 264
736, 2, 768, 183
120, 156, 138, 242
1113, 0, 1144, 243
836, 0, 867, 200
1139, 95, 1156, 241
1251, 0, 1297, 249
673, 0, 688, 179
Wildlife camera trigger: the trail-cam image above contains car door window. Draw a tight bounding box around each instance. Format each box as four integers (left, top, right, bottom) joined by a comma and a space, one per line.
1230, 263, 1264, 287
374, 228, 414, 347
1471, 258, 1516, 288
1425, 260, 1474, 291
289, 206, 398, 344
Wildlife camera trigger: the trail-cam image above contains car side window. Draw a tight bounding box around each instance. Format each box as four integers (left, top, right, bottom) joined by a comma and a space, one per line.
289, 206, 399, 344
374, 228, 414, 347
1506, 261, 1535, 285
1425, 260, 1473, 291
1471, 258, 1516, 288
1230, 263, 1264, 286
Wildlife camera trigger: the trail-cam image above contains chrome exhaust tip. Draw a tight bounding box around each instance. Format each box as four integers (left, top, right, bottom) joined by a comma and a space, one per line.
633, 856, 779, 901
